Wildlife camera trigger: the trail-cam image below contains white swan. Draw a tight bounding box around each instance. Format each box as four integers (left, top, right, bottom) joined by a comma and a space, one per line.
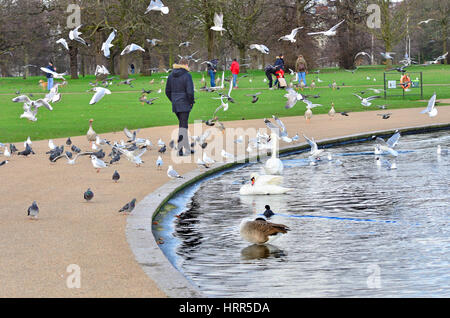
264, 134, 283, 175
240, 183, 293, 196
250, 173, 284, 186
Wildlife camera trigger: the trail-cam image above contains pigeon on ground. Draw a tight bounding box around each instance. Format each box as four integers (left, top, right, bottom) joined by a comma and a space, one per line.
118, 199, 137, 214
84, 188, 94, 202
27, 201, 39, 219
112, 170, 120, 183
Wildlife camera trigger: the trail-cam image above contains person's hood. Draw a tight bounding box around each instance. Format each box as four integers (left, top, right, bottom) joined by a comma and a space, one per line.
172, 64, 190, 77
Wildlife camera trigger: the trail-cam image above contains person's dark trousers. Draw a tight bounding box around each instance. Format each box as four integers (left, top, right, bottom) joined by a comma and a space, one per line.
176, 112, 191, 154
265, 70, 273, 88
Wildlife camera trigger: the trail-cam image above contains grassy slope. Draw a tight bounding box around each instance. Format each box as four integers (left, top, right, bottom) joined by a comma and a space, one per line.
0, 65, 449, 143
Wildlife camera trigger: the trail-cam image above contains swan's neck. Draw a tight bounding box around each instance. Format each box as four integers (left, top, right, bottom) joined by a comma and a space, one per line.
271, 133, 278, 158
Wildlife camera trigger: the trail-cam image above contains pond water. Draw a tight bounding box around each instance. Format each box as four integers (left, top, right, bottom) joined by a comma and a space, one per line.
152, 131, 450, 297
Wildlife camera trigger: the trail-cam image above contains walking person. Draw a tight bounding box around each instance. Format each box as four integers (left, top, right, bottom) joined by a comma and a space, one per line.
295, 55, 308, 87
45, 61, 56, 91
165, 58, 195, 156
230, 58, 240, 88
207, 59, 218, 87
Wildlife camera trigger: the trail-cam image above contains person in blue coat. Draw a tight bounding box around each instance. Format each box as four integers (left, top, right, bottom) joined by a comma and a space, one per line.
165, 58, 195, 156
45, 61, 56, 91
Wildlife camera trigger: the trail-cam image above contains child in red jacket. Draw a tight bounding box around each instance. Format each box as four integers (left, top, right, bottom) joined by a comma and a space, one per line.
230, 59, 240, 88
275, 68, 286, 88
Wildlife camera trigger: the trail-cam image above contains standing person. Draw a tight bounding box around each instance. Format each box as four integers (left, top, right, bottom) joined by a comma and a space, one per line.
273, 54, 285, 87
264, 64, 277, 89
230, 58, 240, 88
295, 55, 308, 87
130, 63, 135, 74
165, 58, 195, 156
45, 61, 56, 91
207, 59, 218, 87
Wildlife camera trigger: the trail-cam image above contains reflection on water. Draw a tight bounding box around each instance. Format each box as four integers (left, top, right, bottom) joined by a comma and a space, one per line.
153, 132, 450, 297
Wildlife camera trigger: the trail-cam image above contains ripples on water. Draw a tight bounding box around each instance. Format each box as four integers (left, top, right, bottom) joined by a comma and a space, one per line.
153, 132, 450, 297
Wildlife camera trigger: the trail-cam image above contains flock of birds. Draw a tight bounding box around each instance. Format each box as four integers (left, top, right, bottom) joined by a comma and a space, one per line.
3, 4, 448, 247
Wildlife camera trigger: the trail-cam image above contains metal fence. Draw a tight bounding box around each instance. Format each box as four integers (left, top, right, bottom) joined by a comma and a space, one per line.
383, 72, 423, 99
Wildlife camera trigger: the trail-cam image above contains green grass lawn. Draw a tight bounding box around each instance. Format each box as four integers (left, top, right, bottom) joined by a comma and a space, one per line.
0, 64, 449, 143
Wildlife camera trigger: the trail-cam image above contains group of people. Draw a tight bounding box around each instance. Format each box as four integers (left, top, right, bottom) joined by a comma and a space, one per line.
265, 54, 308, 89
207, 58, 240, 89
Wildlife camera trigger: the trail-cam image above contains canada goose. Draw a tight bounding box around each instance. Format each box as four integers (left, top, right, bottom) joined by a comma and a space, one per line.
87, 119, 97, 143
240, 217, 290, 245
305, 107, 313, 122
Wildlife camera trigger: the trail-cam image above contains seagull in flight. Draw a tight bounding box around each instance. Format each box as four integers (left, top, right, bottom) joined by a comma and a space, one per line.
210, 13, 225, 34
420, 92, 438, 117
69, 25, 88, 46
374, 131, 401, 157
249, 44, 269, 54
418, 19, 435, 25
56, 38, 69, 50
102, 29, 116, 58
121, 44, 145, 55
89, 87, 111, 105
147, 38, 162, 46
303, 134, 324, 158
284, 88, 305, 109
307, 20, 345, 37
381, 52, 395, 60
278, 27, 303, 43
145, 0, 169, 15
353, 93, 381, 107
355, 51, 370, 60
40, 67, 67, 80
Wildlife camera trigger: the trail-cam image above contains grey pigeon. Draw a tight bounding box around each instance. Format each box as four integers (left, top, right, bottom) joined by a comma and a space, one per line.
18, 144, 35, 156
84, 188, 94, 202
112, 170, 120, 183
27, 201, 39, 219
66, 137, 72, 146
10, 144, 18, 154
118, 198, 136, 214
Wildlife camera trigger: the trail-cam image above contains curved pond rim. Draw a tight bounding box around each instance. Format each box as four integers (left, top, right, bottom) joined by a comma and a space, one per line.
126, 122, 450, 298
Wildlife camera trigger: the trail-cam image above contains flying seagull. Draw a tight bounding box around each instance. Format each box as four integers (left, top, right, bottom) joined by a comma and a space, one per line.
101, 29, 116, 58
418, 19, 435, 25
279, 27, 303, 43
249, 44, 269, 54
89, 87, 111, 105
284, 88, 305, 109
40, 67, 66, 80
121, 44, 145, 55
381, 52, 395, 60
69, 25, 88, 46
145, 0, 169, 15
307, 20, 345, 36
210, 13, 225, 34
56, 38, 69, 50
352, 93, 381, 107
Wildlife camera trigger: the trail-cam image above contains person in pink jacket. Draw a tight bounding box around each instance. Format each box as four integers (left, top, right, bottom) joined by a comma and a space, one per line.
230, 58, 240, 88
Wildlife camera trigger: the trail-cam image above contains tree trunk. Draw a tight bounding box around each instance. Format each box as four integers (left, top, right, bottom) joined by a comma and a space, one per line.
443, 21, 448, 64
119, 54, 129, 79
69, 44, 79, 79
23, 49, 29, 79
142, 49, 151, 76
207, 28, 215, 60
239, 46, 247, 73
